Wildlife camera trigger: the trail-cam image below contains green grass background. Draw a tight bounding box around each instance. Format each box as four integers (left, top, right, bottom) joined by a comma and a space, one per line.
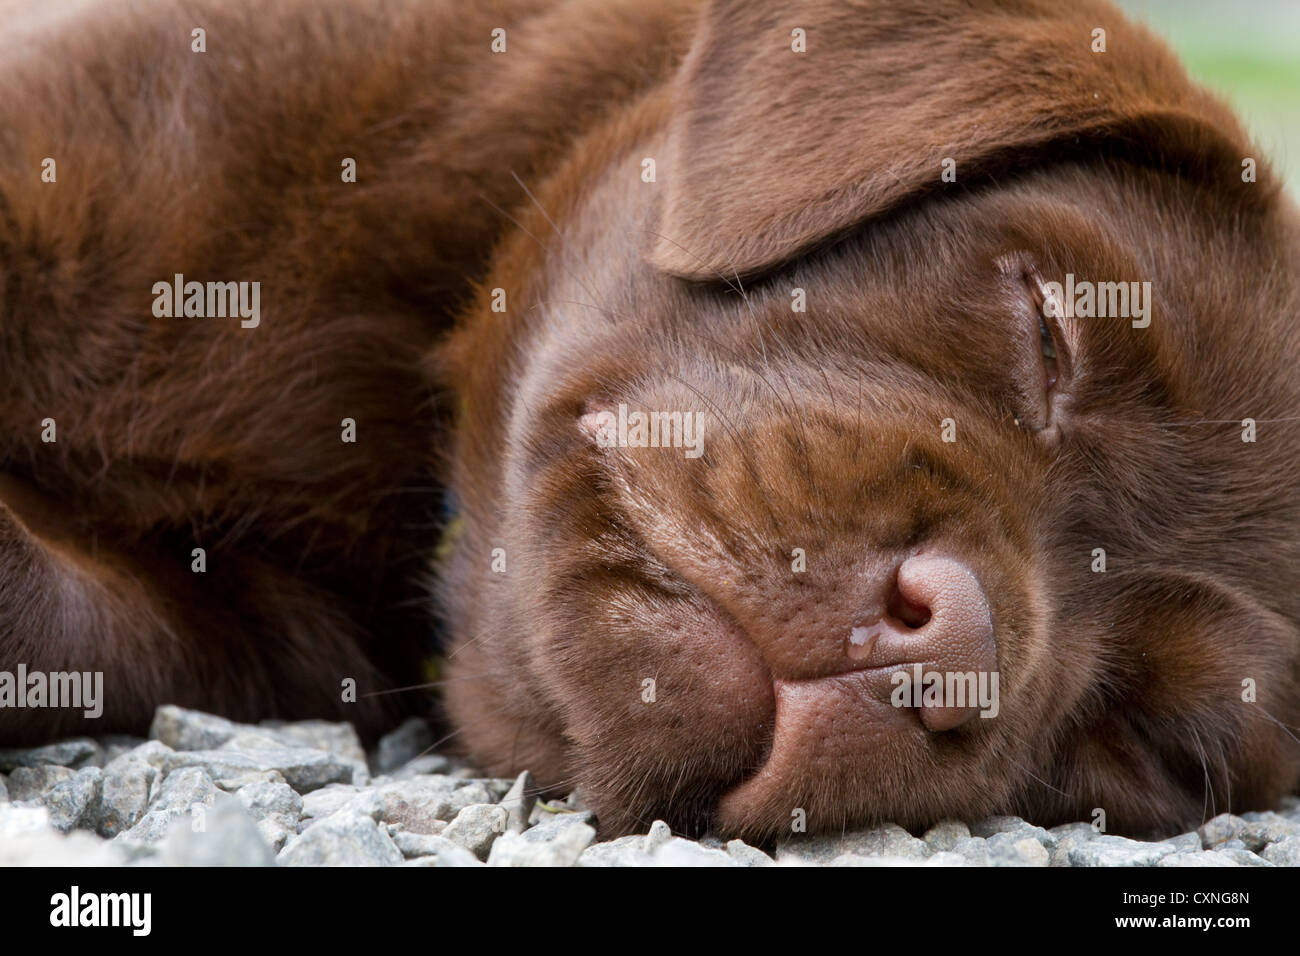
1116, 0, 1300, 195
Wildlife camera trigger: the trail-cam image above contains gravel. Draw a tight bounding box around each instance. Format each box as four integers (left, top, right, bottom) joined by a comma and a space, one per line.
442, 803, 510, 858
922, 820, 970, 851
42, 767, 102, 832
160, 744, 355, 794
8, 765, 76, 802
1260, 836, 1300, 866
489, 822, 595, 866
372, 717, 435, 774
279, 810, 404, 867
163, 797, 279, 867
0, 738, 100, 771
500, 771, 536, 833
235, 780, 302, 852
96, 751, 161, 838
0, 704, 1297, 866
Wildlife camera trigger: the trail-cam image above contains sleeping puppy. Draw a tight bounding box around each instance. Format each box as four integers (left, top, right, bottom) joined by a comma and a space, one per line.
1, 0, 1297, 843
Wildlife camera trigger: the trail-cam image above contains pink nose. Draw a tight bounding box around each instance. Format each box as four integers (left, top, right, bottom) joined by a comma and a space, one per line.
845, 555, 998, 731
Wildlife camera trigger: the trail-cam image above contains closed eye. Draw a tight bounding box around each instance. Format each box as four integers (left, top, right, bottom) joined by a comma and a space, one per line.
1030, 271, 1072, 401
995, 251, 1072, 437
1038, 308, 1059, 390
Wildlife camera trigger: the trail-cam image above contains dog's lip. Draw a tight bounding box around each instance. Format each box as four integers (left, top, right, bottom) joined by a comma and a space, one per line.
713, 627, 999, 827
713, 669, 922, 830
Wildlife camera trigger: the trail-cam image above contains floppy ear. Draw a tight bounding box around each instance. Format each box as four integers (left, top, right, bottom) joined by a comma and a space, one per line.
651, 0, 1269, 280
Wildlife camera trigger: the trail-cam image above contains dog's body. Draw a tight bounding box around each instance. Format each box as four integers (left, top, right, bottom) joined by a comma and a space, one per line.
0, 0, 689, 739
2, 0, 1298, 840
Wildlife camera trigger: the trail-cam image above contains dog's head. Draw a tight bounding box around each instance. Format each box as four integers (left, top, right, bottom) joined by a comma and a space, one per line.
440, 0, 1300, 841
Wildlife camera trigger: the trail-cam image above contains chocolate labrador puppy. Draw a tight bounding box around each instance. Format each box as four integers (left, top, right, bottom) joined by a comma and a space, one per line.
1, 0, 1297, 841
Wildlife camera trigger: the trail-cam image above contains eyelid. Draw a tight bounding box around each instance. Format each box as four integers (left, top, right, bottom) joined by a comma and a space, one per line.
993, 251, 1074, 435
994, 252, 1077, 383
1024, 267, 1078, 387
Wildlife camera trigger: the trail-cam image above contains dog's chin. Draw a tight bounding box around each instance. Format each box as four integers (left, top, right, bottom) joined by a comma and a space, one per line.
573, 759, 731, 840
563, 694, 1003, 842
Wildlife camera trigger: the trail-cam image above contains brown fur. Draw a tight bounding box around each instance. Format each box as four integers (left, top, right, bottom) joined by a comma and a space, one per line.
1, 0, 1298, 841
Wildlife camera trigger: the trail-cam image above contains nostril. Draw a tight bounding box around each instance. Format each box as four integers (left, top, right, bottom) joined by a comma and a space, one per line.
895, 555, 991, 628
887, 573, 932, 629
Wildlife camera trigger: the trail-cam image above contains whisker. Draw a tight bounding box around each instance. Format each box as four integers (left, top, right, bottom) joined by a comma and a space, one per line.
359, 672, 505, 698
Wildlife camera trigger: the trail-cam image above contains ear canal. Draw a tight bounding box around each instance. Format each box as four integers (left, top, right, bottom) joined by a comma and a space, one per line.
650, 0, 1269, 282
